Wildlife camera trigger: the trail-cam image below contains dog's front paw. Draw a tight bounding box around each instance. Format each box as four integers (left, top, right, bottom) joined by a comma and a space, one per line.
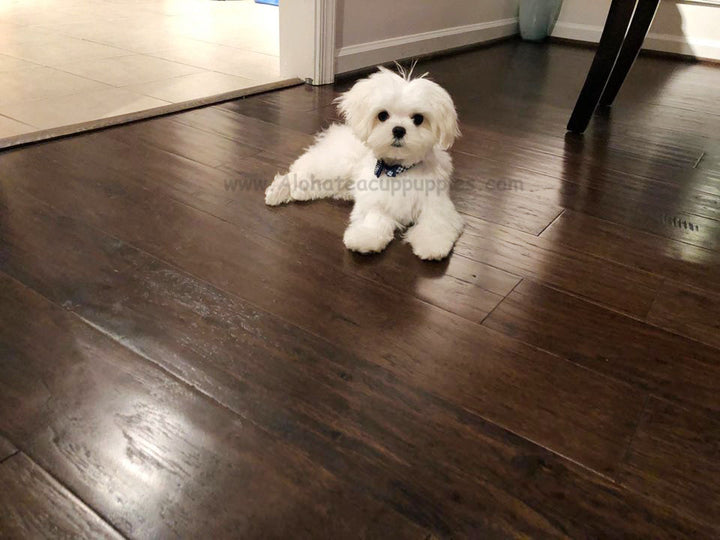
405, 225, 456, 260
265, 174, 292, 206
343, 224, 392, 254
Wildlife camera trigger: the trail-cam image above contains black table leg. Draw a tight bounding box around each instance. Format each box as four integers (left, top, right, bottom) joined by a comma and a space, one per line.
566, 0, 638, 133
599, 0, 660, 107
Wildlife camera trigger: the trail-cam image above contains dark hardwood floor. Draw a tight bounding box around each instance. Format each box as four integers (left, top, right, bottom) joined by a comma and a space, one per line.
1, 40, 719, 538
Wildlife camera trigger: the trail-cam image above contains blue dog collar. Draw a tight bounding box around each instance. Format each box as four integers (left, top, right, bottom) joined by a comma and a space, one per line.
374, 159, 419, 178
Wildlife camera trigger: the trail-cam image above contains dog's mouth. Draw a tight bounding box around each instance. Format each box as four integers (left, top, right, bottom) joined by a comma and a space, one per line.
391, 139, 404, 148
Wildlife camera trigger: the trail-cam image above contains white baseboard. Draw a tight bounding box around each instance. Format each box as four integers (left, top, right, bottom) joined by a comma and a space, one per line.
336, 18, 519, 74
552, 21, 720, 61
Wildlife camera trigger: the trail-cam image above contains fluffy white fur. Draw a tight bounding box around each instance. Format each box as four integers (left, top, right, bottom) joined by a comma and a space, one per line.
265, 66, 464, 260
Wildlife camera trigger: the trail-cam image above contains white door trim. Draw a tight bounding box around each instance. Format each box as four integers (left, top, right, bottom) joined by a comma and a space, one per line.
313, 0, 336, 85
279, 0, 336, 85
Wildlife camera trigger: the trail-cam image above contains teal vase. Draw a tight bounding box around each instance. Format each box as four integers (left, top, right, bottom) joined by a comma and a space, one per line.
519, 0, 563, 42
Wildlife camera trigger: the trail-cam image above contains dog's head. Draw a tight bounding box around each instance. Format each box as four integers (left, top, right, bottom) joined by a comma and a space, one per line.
336, 66, 459, 164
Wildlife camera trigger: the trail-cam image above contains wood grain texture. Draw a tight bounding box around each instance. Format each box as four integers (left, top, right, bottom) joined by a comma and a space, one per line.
105, 114, 261, 169
483, 280, 720, 413
0, 432, 17, 461
540, 210, 720, 294
0, 273, 430, 539
0, 193, 713, 538
647, 281, 720, 349
452, 140, 720, 223
620, 398, 720, 529
0, 39, 718, 537
457, 214, 663, 317
0, 183, 643, 476
0, 452, 121, 539
172, 106, 316, 163
451, 134, 720, 250
2, 137, 518, 325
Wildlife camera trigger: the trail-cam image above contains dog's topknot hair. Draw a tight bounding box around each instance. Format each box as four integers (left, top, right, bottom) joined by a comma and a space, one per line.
392, 59, 429, 81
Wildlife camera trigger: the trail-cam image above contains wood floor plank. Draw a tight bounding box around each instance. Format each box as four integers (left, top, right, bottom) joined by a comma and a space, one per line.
0, 452, 121, 539
4, 135, 518, 325
620, 398, 720, 528
450, 171, 565, 235
0, 189, 714, 537
0, 432, 17, 461
105, 114, 261, 169
171, 106, 316, 163
647, 281, 720, 350
0, 272, 430, 539
464, 96, 714, 170
451, 136, 720, 251
221, 153, 522, 323
1, 39, 719, 536
596, 57, 720, 118
483, 280, 720, 413
219, 94, 340, 135
457, 214, 663, 317
452, 144, 720, 223
0, 168, 646, 476
540, 210, 720, 293
220, 83, 340, 114
453, 92, 711, 176
8, 128, 659, 321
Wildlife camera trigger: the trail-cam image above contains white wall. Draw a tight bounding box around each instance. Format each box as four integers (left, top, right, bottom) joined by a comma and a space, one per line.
552, 0, 720, 61
335, 0, 519, 73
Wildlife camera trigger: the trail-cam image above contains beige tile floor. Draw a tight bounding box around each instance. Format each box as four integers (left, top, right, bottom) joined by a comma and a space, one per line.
0, 0, 282, 144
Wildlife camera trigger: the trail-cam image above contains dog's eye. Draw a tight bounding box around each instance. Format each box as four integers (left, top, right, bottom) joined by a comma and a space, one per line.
377, 110, 389, 122
412, 113, 424, 126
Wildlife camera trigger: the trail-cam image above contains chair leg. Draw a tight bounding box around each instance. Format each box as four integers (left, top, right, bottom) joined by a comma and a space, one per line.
566, 0, 638, 133
599, 0, 660, 107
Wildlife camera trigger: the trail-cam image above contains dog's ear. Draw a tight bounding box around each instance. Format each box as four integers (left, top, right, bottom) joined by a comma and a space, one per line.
426, 83, 460, 150
335, 75, 378, 142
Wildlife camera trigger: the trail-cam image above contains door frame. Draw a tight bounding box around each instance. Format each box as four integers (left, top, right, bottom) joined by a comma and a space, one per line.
279, 0, 336, 85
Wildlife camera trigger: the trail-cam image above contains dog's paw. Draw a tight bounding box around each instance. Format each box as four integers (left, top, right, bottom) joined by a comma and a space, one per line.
405, 225, 456, 260
343, 224, 392, 254
265, 174, 292, 206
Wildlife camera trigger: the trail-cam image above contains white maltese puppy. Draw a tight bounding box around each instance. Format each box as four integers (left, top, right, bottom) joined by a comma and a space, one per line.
265, 66, 463, 260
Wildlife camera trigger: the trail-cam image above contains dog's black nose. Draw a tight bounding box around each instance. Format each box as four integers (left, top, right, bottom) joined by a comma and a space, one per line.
392, 126, 406, 139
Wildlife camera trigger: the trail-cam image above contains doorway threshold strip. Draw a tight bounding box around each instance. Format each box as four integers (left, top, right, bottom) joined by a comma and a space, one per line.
0, 78, 302, 151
